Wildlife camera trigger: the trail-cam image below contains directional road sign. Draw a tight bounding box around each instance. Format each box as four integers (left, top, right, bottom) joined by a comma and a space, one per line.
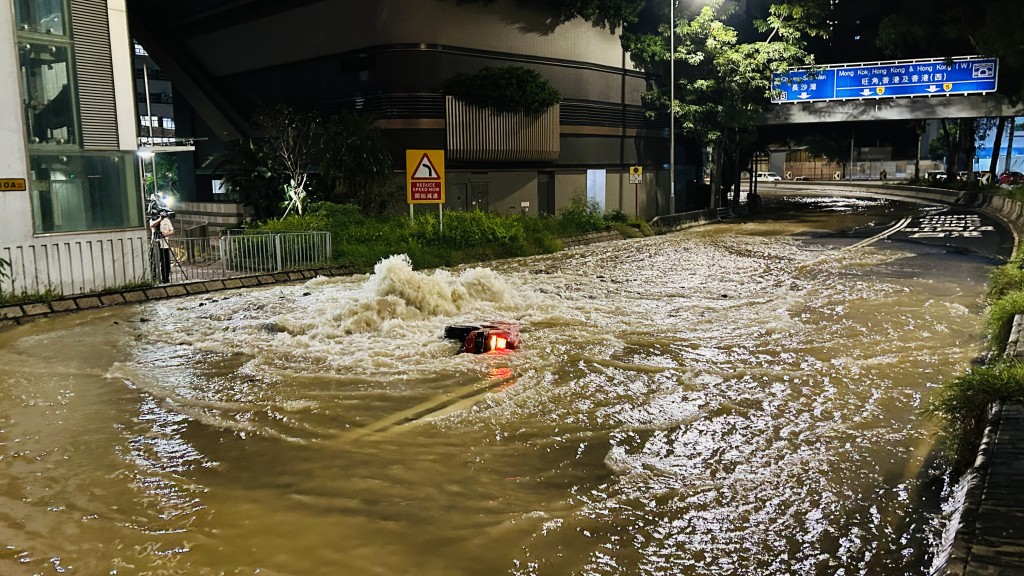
772, 56, 998, 104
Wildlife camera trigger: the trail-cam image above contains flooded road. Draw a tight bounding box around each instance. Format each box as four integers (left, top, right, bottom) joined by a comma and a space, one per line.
0, 196, 998, 575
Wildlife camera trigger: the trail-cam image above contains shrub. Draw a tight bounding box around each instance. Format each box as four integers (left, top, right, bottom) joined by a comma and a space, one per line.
988, 257, 1024, 301
987, 289, 1024, 352
247, 199, 632, 270
443, 66, 561, 115
925, 361, 1024, 469
556, 194, 608, 236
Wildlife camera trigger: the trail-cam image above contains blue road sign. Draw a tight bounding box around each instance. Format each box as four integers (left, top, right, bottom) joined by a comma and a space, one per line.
772, 56, 998, 103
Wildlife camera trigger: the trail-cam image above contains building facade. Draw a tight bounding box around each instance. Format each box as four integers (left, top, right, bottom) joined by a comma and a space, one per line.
128, 0, 683, 222
2, 0, 148, 296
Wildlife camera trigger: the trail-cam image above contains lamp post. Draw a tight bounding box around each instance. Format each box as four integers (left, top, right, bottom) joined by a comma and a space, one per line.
669, 0, 675, 215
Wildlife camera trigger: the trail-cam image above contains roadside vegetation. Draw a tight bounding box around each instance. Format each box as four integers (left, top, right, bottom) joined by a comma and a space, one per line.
928, 227, 1024, 471
250, 196, 655, 272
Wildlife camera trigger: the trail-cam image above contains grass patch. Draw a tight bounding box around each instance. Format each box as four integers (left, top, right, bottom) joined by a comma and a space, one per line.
928, 246, 1024, 471
987, 289, 1024, 353
925, 361, 1024, 470
0, 287, 63, 306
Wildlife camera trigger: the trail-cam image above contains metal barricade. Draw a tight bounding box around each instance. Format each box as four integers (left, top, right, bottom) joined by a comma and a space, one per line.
220, 230, 332, 275
153, 230, 331, 284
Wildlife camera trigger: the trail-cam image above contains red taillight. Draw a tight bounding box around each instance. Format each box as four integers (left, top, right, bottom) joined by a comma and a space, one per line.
490, 335, 507, 350
446, 322, 520, 354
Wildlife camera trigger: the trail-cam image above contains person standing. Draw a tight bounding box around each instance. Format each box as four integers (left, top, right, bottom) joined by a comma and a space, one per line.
149, 212, 175, 283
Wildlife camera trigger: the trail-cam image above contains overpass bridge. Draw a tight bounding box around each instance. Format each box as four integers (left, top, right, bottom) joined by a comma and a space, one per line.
764, 93, 1024, 124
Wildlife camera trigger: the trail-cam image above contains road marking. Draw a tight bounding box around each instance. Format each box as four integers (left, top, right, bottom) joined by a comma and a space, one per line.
844, 217, 913, 251
338, 372, 516, 442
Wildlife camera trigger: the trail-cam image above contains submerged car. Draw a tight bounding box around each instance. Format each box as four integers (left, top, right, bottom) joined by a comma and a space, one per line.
443, 322, 521, 354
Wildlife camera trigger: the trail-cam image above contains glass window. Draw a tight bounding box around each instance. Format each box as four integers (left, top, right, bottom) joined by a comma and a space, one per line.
14, 0, 66, 36
587, 169, 607, 212
20, 42, 76, 146
29, 153, 144, 233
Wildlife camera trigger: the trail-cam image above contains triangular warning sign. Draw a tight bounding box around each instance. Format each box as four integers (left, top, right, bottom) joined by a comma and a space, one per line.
411, 153, 440, 180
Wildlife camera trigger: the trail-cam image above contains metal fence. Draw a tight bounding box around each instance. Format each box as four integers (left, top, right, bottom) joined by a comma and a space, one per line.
157, 230, 332, 284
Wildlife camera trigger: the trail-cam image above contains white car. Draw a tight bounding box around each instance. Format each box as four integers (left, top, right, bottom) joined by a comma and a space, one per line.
755, 171, 782, 182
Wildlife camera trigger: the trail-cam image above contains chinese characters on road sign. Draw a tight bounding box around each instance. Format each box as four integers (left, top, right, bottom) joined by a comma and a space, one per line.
406, 150, 445, 204
772, 56, 998, 103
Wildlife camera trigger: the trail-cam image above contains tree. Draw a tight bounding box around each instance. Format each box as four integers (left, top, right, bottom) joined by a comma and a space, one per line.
251, 104, 329, 218
318, 112, 398, 216
445, 0, 644, 31
203, 139, 280, 220
643, 0, 827, 207
878, 0, 1024, 105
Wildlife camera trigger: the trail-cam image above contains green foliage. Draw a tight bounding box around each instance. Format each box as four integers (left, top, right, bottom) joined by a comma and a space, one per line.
670, 0, 824, 145
555, 194, 608, 235
443, 66, 561, 115
925, 361, 1024, 470
203, 139, 280, 220
247, 201, 620, 271
987, 289, 1024, 352
318, 112, 398, 216
989, 258, 1024, 302
442, 0, 643, 32
205, 107, 394, 220
0, 286, 63, 306
878, 0, 1024, 104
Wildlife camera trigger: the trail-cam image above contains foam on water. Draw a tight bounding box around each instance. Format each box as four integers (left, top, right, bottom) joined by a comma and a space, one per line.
17, 200, 986, 575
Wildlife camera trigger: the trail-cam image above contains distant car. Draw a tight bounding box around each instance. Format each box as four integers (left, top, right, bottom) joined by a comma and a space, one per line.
999, 171, 1024, 185
957, 171, 986, 181
755, 171, 782, 182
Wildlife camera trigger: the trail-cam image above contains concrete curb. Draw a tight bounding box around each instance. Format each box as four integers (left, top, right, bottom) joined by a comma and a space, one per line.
0, 265, 357, 330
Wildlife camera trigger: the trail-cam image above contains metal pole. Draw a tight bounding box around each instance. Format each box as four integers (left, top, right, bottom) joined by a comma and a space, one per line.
669, 0, 675, 215
143, 62, 156, 195
848, 130, 855, 181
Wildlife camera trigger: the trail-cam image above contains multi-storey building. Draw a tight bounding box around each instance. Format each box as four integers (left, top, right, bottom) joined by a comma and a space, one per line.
2, 0, 147, 296
2, 0, 683, 297
127, 0, 681, 220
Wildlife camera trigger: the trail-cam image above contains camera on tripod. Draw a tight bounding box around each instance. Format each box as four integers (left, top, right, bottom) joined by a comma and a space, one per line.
146, 193, 176, 220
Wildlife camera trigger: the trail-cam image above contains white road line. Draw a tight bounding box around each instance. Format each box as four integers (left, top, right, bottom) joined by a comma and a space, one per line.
844, 216, 913, 251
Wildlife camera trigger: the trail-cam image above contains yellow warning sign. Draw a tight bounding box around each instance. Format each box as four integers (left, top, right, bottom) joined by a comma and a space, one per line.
0, 178, 27, 191
629, 166, 642, 184
406, 150, 445, 204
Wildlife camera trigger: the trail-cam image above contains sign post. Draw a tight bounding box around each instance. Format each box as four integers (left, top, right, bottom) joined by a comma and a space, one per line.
629, 166, 643, 216
406, 149, 446, 231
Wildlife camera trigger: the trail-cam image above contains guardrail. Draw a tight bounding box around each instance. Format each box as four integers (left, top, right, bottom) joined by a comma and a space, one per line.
158, 230, 332, 284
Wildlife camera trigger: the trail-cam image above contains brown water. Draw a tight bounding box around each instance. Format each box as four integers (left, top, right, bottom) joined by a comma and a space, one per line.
0, 197, 995, 575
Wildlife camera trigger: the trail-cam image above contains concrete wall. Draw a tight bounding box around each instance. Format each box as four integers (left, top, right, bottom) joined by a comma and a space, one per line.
191, 0, 637, 77
0, 2, 32, 244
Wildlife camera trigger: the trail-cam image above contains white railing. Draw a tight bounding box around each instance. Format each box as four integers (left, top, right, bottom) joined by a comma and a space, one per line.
219, 230, 332, 276
1, 234, 150, 297
0, 230, 333, 298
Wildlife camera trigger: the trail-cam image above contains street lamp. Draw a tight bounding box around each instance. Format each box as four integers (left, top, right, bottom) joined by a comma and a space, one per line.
669, 0, 675, 215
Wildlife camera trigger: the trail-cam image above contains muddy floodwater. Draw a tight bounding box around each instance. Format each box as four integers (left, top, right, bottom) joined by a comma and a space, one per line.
0, 197, 997, 575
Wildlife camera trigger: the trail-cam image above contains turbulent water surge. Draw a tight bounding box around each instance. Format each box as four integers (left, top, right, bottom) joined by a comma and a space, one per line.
0, 197, 995, 575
